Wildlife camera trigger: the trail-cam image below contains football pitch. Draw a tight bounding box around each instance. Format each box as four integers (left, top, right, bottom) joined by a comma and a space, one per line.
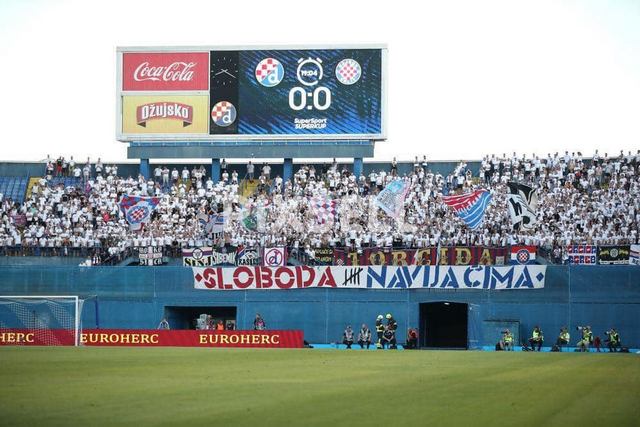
0, 347, 638, 426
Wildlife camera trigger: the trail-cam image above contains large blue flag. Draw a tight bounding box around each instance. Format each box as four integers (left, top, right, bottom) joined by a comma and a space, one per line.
118, 195, 160, 231
442, 190, 492, 230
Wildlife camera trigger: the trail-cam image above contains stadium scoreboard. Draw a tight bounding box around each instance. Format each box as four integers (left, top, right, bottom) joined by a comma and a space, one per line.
116, 46, 387, 142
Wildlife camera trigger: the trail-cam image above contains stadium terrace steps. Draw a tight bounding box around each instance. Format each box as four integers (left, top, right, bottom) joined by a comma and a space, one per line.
25, 177, 40, 199
48, 177, 82, 188
0, 176, 29, 203
26, 176, 83, 200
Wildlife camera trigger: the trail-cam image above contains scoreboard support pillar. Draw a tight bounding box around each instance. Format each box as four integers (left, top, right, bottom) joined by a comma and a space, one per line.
283, 158, 293, 183
354, 157, 363, 177
211, 158, 221, 183
140, 159, 150, 180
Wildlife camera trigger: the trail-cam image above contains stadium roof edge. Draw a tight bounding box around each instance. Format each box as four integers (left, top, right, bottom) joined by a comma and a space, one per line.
116, 44, 388, 52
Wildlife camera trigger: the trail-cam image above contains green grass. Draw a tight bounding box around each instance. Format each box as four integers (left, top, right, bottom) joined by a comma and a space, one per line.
0, 348, 638, 426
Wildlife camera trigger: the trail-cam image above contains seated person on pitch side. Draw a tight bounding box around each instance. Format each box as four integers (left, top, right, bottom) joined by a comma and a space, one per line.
501, 329, 514, 351
381, 327, 392, 349
556, 327, 570, 349
253, 313, 266, 330
385, 313, 398, 349
605, 328, 621, 352
157, 317, 170, 330
343, 325, 355, 349
357, 324, 372, 349
405, 328, 418, 350
577, 326, 593, 352
529, 326, 544, 351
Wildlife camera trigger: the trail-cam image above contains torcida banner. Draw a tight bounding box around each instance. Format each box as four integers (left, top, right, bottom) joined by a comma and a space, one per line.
193, 265, 546, 291
333, 246, 507, 266
0, 329, 303, 348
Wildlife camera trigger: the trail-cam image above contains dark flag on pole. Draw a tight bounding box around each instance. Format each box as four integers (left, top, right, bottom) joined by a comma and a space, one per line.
507, 182, 538, 230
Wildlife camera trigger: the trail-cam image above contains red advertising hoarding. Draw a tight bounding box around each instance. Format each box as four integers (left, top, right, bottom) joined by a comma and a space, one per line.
0, 329, 304, 348
122, 52, 209, 91
0, 329, 75, 346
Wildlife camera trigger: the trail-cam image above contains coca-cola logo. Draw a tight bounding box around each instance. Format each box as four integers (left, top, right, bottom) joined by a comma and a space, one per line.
122, 53, 208, 91
134, 62, 196, 82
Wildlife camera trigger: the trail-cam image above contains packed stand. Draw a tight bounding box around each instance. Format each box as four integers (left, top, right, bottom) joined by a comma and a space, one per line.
0, 150, 638, 264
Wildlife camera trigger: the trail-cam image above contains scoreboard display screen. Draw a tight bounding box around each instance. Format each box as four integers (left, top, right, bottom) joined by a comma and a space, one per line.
117, 46, 386, 141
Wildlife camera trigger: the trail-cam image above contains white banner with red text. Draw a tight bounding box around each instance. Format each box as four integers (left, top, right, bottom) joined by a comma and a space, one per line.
193, 265, 546, 291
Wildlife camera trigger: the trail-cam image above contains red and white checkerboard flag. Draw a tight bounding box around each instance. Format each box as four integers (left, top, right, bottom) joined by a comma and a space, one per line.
309, 196, 339, 225
119, 195, 160, 231
510, 245, 537, 264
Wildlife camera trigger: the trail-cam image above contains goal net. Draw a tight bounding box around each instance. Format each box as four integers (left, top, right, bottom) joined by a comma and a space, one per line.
0, 296, 84, 346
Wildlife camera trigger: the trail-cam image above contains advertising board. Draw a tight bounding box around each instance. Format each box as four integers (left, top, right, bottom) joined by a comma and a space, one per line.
117, 46, 386, 141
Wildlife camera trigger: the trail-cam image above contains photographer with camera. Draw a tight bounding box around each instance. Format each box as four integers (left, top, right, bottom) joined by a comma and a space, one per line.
343, 325, 355, 349
605, 328, 621, 352
357, 324, 372, 349
555, 327, 570, 350
528, 326, 544, 351
405, 328, 418, 350
576, 326, 593, 352
384, 313, 398, 350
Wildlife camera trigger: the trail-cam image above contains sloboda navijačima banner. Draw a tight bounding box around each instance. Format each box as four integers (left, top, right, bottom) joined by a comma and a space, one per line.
192, 265, 547, 290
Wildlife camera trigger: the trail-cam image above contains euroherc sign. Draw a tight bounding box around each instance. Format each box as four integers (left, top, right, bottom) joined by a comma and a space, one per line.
0, 329, 303, 348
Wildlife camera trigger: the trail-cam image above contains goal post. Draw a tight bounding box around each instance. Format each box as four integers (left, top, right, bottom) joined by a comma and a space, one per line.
0, 296, 85, 346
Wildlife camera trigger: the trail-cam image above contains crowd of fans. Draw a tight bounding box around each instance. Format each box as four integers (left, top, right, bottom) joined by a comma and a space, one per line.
0, 150, 638, 264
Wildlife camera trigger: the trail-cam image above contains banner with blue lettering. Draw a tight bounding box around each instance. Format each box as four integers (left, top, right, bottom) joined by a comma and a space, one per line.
193, 265, 546, 290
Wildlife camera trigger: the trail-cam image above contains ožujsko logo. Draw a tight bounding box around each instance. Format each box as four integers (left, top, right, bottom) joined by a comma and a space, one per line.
133, 61, 197, 82
255, 58, 284, 87
211, 101, 237, 127
136, 102, 193, 127
335, 59, 361, 85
